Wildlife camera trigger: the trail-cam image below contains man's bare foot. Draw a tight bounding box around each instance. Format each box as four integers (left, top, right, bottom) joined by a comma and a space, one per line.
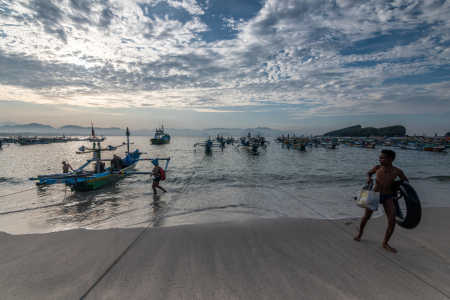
382, 243, 397, 253
353, 230, 363, 242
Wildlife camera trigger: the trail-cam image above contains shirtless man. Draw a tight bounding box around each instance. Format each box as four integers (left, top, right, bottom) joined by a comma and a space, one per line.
110, 154, 123, 170
353, 149, 408, 253
151, 160, 167, 194
62, 161, 74, 173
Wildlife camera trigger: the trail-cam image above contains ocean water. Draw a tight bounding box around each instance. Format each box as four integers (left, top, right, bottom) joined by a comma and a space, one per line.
0, 136, 449, 235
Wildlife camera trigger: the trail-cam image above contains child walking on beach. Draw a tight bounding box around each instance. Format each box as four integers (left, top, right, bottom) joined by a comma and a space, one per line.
151, 159, 167, 194
353, 149, 408, 253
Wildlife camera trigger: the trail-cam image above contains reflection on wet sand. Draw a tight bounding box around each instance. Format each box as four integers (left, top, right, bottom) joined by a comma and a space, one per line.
150, 194, 167, 227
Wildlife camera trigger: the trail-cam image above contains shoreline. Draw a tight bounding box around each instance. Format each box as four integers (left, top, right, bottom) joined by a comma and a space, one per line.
1, 206, 449, 299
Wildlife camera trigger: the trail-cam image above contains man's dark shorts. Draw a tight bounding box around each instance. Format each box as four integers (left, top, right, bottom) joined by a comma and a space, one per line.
380, 194, 393, 204
153, 176, 161, 182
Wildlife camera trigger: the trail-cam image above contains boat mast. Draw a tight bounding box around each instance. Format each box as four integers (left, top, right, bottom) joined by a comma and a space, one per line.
126, 127, 130, 153
92, 141, 101, 173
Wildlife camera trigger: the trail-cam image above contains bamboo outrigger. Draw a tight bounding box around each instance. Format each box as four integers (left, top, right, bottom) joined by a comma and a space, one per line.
236, 133, 268, 153
194, 137, 223, 153
29, 127, 170, 191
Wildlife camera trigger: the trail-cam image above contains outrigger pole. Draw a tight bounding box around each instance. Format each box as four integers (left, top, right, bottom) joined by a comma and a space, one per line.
110, 157, 171, 175
137, 157, 171, 171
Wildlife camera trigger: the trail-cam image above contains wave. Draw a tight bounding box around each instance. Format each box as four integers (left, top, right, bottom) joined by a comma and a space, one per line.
427, 176, 450, 181
0, 177, 23, 185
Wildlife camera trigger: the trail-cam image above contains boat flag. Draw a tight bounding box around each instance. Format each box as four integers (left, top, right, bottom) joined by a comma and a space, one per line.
91, 122, 95, 137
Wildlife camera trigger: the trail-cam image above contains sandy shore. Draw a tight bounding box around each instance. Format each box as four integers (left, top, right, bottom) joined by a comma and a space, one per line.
0, 206, 449, 299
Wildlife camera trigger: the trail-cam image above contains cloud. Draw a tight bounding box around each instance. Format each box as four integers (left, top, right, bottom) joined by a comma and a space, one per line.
188, 108, 245, 113
0, 0, 449, 118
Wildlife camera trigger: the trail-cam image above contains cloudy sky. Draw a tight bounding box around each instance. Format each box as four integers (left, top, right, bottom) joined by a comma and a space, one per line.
1, 0, 449, 135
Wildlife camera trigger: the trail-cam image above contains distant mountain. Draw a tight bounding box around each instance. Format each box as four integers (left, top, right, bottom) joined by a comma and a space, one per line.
0, 122, 18, 126
324, 125, 406, 137
0, 123, 55, 133
0, 123, 296, 137
59, 125, 87, 130
0, 123, 128, 136
323, 125, 361, 137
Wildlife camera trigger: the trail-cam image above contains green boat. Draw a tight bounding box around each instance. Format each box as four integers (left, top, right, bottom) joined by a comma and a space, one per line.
150, 125, 171, 144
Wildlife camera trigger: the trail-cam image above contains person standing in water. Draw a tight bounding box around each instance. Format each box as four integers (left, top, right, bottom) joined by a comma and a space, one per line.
151, 159, 167, 194
62, 161, 74, 173
353, 149, 409, 253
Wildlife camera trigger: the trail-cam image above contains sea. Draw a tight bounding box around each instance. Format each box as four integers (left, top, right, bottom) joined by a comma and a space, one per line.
1, 136, 449, 235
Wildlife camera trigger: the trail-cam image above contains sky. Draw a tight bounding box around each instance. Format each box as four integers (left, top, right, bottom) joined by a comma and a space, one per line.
0, 0, 449, 135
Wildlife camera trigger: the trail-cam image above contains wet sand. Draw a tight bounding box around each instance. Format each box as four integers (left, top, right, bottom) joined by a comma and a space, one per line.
0, 207, 449, 299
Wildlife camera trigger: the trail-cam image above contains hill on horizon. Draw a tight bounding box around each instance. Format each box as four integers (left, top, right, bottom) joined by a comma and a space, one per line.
0, 123, 297, 137
324, 125, 406, 137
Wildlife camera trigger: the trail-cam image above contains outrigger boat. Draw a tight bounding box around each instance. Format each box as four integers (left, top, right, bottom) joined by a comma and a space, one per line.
29, 128, 170, 191
237, 133, 268, 153
214, 134, 230, 148
194, 137, 222, 153
422, 146, 446, 152
150, 125, 171, 144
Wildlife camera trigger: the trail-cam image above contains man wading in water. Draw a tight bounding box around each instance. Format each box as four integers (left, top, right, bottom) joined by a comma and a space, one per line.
62, 161, 74, 173
353, 149, 408, 253
151, 159, 167, 194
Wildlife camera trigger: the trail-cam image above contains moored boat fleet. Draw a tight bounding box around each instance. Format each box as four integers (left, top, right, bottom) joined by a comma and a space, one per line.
193, 132, 269, 154
1, 136, 81, 145
273, 135, 449, 152
1, 135, 107, 145
10, 124, 446, 194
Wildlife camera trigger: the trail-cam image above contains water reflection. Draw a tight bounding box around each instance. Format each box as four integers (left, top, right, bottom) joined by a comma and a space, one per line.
151, 196, 166, 213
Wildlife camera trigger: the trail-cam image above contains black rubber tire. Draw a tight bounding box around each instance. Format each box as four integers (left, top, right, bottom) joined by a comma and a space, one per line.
393, 180, 422, 229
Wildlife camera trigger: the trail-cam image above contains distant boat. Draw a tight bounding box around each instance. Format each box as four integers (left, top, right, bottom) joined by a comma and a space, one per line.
238, 132, 268, 153
400, 144, 422, 151
88, 136, 106, 142
323, 143, 338, 149
363, 144, 376, 148
422, 146, 446, 152
194, 137, 220, 153
150, 125, 171, 145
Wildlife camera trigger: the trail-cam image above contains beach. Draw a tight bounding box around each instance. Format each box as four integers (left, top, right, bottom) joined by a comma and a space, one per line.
1, 206, 448, 299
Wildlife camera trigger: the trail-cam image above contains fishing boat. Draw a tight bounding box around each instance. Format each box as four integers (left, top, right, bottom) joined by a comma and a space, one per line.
237, 133, 268, 153
18, 137, 51, 145
194, 137, 221, 153
343, 141, 364, 147
422, 146, 446, 152
399, 144, 422, 151
88, 136, 106, 142
29, 128, 170, 191
322, 143, 338, 149
150, 125, 171, 144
